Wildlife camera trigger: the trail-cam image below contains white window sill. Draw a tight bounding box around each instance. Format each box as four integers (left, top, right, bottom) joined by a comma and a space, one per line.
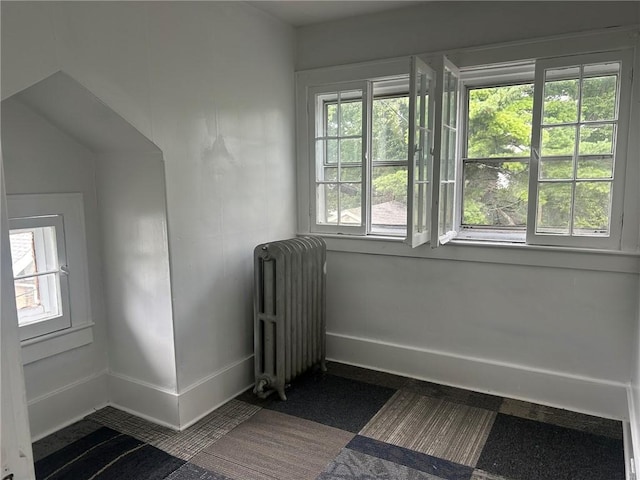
21, 322, 94, 365
306, 232, 640, 274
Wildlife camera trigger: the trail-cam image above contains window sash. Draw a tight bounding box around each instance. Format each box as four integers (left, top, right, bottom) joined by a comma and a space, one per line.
309, 81, 368, 235
526, 49, 633, 249
9, 215, 71, 340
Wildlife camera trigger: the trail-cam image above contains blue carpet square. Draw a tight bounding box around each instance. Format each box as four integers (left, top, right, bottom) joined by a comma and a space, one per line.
35, 426, 185, 480
265, 372, 396, 432
476, 413, 625, 480
348, 435, 474, 480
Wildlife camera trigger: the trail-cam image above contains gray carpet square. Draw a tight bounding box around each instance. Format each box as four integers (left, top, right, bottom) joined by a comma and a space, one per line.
403, 379, 503, 411
192, 409, 353, 480
360, 390, 496, 467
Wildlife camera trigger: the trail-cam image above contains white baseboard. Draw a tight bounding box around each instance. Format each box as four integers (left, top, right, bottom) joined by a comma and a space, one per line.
28, 371, 108, 441
107, 372, 180, 429
327, 332, 629, 420
178, 354, 254, 429
627, 387, 639, 479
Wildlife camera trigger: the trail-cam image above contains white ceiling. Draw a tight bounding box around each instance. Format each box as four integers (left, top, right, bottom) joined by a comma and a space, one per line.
247, 1, 422, 27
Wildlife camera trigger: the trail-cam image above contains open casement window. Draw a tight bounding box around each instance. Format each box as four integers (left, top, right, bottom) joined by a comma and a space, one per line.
430, 57, 461, 248
309, 82, 368, 235
9, 214, 71, 341
526, 50, 632, 248
406, 57, 436, 247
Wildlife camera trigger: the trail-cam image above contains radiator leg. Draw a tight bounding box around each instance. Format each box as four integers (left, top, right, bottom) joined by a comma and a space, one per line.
277, 387, 287, 401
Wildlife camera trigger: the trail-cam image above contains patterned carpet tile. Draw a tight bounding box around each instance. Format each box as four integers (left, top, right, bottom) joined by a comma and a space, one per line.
32, 419, 103, 462
499, 398, 623, 439
326, 362, 411, 389
165, 462, 233, 479
347, 436, 474, 480
192, 409, 354, 480
317, 448, 450, 480
469, 470, 511, 480
87, 400, 260, 460
35, 426, 185, 480
403, 379, 503, 412
265, 371, 397, 432
360, 390, 496, 467
476, 413, 625, 480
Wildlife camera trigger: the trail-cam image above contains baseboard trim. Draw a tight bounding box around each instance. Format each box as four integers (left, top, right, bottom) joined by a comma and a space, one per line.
108, 372, 180, 429
627, 387, 639, 479
28, 371, 108, 441
178, 354, 254, 429
327, 332, 628, 420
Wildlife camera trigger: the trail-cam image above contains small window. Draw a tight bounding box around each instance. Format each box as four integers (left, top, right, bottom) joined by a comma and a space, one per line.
7, 193, 92, 345
10, 215, 70, 341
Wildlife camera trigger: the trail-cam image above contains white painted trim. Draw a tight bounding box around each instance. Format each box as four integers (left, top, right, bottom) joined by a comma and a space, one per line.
107, 372, 180, 429
21, 323, 94, 365
28, 371, 108, 441
628, 386, 640, 478
321, 235, 640, 274
177, 354, 254, 429
327, 332, 629, 420
106, 355, 254, 431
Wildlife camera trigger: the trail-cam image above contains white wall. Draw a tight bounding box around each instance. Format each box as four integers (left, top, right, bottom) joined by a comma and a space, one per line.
1, 98, 109, 439
1, 1, 296, 429
298, 2, 640, 421
95, 153, 178, 424
296, 1, 640, 70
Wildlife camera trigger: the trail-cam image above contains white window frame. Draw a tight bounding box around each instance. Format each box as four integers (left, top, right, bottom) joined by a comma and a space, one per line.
7, 193, 93, 361
457, 62, 535, 242
305, 57, 454, 249
309, 81, 369, 235
9, 214, 71, 341
296, 28, 639, 265
526, 49, 633, 249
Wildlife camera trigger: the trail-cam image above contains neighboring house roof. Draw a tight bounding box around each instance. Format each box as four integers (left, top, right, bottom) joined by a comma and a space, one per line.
10, 232, 35, 276
329, 200, 407, 225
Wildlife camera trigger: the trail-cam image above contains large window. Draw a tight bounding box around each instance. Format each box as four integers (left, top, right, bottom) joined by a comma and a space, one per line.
301, 47, 633, 251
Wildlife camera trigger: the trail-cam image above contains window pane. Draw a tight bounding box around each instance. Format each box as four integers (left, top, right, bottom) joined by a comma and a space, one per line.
576, 156, 613, 179
573, 181, 611, 235
340, 98, 362, 136
579, 124, 614, 155
339, 138, 362, 163
536, 182, 572, 234
321, 167, 337, 182
539, 158, 573, 180
462, 161, 528, 227
372, 96, 409, 162
440, 182, 455, 233
467, 84, 534, 159
14, 273, 61, 326
541, 125, 576, 156
10, 226, 58, 276
340, 166, 361, 182
317, 139, 337, 164
373, 166, 407, 204
316, 184, 338, 225
444, 68, 458, 128
543, 72, 579, 124
325, 103, 338, 137
581, 70, 618, 122
339, 183, 362, 225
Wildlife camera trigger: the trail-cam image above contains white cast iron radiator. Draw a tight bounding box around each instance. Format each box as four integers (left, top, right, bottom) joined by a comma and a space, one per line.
253, 236, 327, 400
